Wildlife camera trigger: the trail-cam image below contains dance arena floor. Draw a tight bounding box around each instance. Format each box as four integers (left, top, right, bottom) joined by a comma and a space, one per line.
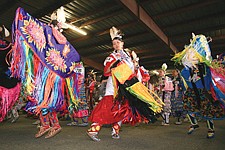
0, 115, 225, 150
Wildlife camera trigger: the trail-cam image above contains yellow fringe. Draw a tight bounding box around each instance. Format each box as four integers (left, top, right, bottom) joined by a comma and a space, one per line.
111, 63, 133, 84
126, 82, 164, 113
111, 63, 133, 98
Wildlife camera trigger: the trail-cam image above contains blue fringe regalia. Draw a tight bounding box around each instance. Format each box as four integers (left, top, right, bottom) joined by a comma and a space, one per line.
171, 34, 225, 120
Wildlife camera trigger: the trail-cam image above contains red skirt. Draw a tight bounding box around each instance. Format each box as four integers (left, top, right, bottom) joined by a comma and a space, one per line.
88, 95, 131, 125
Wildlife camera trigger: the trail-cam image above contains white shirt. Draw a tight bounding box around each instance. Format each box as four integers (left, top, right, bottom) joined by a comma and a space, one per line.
104, 49, 134, 96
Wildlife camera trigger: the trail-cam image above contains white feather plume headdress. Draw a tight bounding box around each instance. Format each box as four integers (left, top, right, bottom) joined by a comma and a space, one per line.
0, 25, 10, 37
50, 6, 68, 30
131, 51, 139, 62
109, 26, 123, 40
162, 63, 167, 71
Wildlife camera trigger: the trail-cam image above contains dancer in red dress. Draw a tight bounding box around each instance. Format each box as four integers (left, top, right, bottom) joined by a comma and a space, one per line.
86, 27, 163, 141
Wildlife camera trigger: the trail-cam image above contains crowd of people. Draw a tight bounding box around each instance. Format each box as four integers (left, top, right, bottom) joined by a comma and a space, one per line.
0, 7, 225, 142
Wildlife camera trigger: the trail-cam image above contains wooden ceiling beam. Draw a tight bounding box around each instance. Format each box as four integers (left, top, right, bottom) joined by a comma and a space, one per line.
173, 35, 225, 48
172, 33, 225, 43
143, 49, 224, 70
140, 53, 172, 59
153, 0, 221, 19
210, 43, 225, 48
135, 49, 158, 54
145, 60, 174, 66
80, 29, 225, 58
145, 63, 175, 70
81, 57, 104, 71
34, 0, 74, 18
117, 0, 178, 53
80, 24, 225, 57
97, 21, 138, 36
79, 9, 124, 28
82, 37, 225, 71
85, 49, 167, 61
211, 35, 225, 41
70, 21, 137, 43
86, 33, 225, 59
140, 47, 225, 69
164, 11, 225, 30
87, 40, 159, 58
140, 42, 225, 60
74, 12, 225, 48
73, 22, 225, 55
0, 0, 18, 15
69, 2, 118, 23
77, 31, 150, 53
141, 58, 171, 65
170, 24, 225, 40
139, 0, 159, 5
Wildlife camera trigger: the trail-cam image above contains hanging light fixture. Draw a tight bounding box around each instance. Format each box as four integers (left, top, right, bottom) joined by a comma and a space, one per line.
66, 23, 87, 35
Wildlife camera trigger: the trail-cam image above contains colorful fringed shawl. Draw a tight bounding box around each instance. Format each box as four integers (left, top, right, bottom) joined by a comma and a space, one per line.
171, 34, 212, 91
171, 34, 225, 114
111, 62, 164, 113
171, 34, 212, 69
10, 7, 82, 115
